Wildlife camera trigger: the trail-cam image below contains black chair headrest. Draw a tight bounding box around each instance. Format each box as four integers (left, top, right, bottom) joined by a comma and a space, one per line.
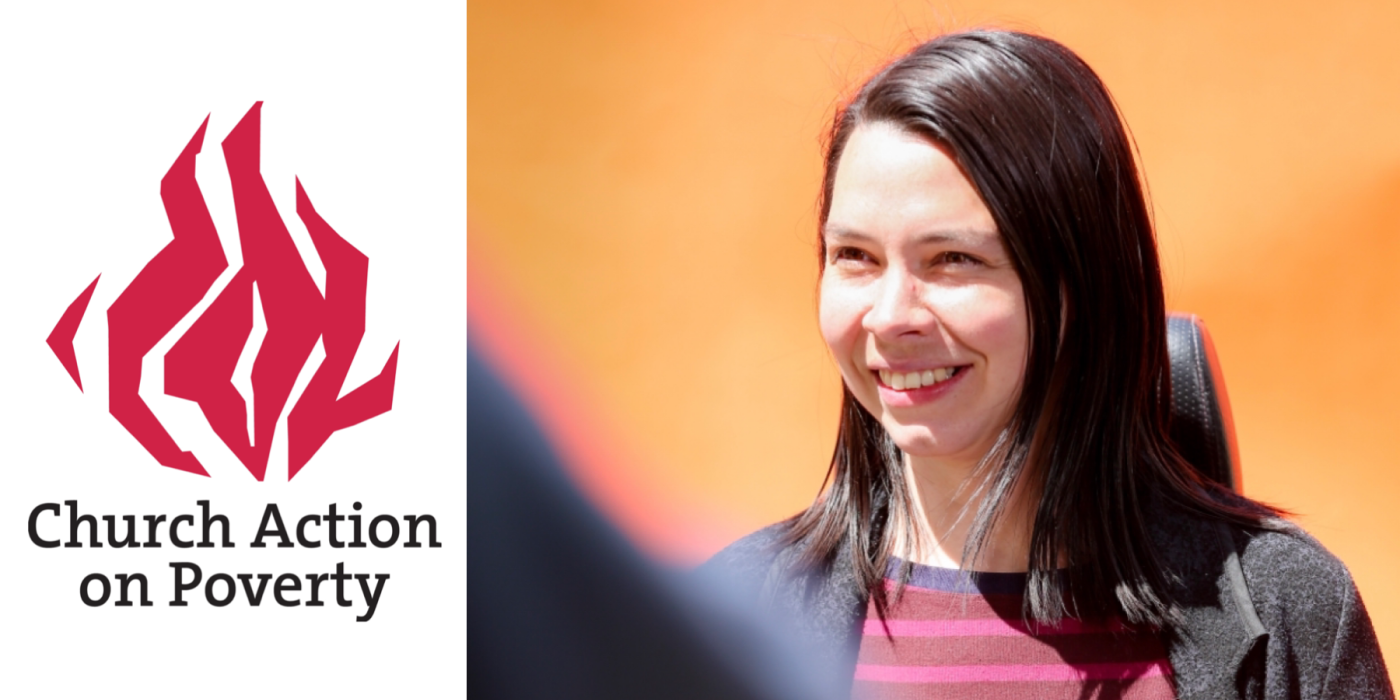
1166, 313, 1242, 492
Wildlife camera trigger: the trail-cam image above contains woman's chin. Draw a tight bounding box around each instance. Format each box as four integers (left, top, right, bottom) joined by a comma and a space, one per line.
884, 425, 994, 467
886, 430, 958, 458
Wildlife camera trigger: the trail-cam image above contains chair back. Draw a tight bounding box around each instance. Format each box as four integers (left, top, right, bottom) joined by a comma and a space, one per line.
1166, 313, 1242, 492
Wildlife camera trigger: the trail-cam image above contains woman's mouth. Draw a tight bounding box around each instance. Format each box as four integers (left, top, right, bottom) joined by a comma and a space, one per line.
877, 366, 964, 391
873, 365, 968, 406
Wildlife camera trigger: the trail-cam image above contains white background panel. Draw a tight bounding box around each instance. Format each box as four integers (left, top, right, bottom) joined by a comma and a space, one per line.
0, 3, 465, 696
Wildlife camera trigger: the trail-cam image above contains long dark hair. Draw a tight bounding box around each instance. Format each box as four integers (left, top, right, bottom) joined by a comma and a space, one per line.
785, 30, 1277, 626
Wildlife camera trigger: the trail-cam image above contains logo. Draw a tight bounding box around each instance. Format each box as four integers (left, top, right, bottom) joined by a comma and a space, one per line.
46, 103, 399, 481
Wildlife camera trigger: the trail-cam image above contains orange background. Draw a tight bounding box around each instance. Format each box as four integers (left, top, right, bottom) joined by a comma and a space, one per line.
469, 0, 1400, 681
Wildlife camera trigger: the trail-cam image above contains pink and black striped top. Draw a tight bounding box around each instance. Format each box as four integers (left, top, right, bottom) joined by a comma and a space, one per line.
852, 561, 1175, 699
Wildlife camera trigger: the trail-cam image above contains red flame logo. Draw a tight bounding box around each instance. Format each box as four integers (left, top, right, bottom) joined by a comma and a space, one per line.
46, 103, 399, 480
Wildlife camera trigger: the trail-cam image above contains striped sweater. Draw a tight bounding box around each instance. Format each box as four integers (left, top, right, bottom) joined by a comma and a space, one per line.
852, 561, 1174, 699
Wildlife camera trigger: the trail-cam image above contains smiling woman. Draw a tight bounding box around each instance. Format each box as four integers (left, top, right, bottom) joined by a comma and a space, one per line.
820, 124, 1027, 502
704, 30, 1394, 699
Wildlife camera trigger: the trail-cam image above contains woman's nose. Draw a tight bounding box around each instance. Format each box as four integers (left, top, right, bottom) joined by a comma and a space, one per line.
862, 270, 936, 338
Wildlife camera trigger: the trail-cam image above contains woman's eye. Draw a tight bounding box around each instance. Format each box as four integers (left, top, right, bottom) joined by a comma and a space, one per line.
936, 251, 982, 267
830, 247, 874, 265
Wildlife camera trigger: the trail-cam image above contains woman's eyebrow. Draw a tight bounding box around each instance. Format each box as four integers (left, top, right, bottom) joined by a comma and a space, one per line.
821, 225, 872, 243
912, 230, 997, 246
822, 225, 996, 246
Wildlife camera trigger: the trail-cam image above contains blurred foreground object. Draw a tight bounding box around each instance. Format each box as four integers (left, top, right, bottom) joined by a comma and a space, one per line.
467, 346, 838, 700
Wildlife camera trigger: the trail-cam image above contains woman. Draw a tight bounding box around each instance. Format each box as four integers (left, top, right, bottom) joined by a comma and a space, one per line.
707, 30, 1392, 699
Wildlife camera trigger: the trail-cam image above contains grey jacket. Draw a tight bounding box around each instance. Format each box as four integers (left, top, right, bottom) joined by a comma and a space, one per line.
705, 502, 1392, 699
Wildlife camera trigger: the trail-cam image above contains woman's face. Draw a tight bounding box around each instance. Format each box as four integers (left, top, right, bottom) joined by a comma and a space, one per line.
820, 123, 1028, 467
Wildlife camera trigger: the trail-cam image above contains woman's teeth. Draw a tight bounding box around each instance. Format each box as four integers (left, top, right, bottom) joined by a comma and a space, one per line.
879, 367, 957, 390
